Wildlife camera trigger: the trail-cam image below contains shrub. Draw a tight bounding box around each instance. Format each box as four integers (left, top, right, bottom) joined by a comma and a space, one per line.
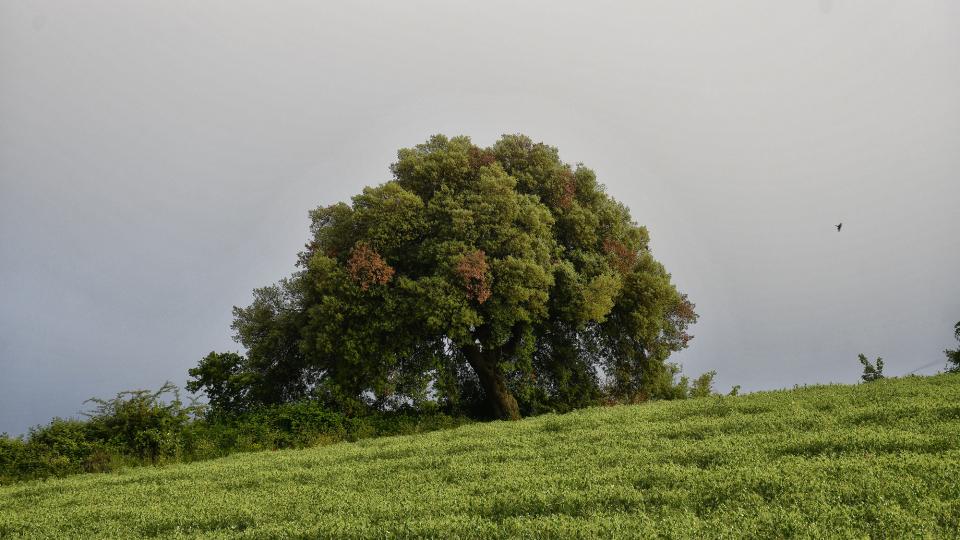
0, 435, 34, 483
690, 370, 717, 398
0, 421, 119, 483
26, 419, 97, 466
859, 354, 885, 382
84, 382, 202, 462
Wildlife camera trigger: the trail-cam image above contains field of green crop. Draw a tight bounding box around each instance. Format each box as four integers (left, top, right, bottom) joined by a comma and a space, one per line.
2, 374, 959, 539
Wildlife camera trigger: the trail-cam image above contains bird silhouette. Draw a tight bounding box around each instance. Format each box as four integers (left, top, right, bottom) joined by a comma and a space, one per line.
836, 223, 842, 232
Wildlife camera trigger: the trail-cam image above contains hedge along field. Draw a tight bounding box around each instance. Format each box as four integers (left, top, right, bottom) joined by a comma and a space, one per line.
2, 375, 959, 539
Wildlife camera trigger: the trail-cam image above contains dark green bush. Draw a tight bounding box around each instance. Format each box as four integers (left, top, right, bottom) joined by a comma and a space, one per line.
2, 366, 721, 486
201, 402, 468, 453
0, 420, 120, 482
0, 435, 34, 483
27, 419, 96, 466
1, 386, 469, 485
84, 381, 202, 462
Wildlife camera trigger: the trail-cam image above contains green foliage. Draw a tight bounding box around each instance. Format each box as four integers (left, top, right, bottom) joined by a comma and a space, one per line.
0, 420, 121, 483
690, 370, 717, 398
192, 402, 467, 457
946, 321, 960, 373
0, 383, 198, 483
23, 419, 97, 466
609, 362, 690, 402
186, 352, 258, 415
83, 381, 201, 462
0, 435, 31, 483
0, 384, 468, 485
193, 134, 697, 420
3, 375, 959, 538
859, 354, 885, 382
728, 384, 742, 397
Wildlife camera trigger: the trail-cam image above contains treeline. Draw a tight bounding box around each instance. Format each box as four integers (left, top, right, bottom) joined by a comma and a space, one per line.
6, 319, 955, 485
0, 383, 467, 485
0, 363, 721, 485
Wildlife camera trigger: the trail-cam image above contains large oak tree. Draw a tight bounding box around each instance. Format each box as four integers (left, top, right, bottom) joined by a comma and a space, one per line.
190, 135, 697, 419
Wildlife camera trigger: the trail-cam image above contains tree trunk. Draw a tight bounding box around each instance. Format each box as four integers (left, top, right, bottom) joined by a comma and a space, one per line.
463, 345, 521, 420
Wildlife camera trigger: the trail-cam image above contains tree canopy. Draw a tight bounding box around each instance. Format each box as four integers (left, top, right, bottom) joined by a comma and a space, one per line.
189, 134, 697, 419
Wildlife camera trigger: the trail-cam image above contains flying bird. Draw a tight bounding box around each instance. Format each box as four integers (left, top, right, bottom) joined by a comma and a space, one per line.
836, 223, 842, 232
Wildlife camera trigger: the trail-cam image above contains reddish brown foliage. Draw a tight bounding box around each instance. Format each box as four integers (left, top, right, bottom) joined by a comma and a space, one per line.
468, 147, 497, 169
456, 250, 491, 303
603, 238, 637, 274
558, 170, 576, 210
347, 242, 395, 290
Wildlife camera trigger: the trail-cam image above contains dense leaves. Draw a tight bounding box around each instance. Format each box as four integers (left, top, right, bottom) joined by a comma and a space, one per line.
0, 384, 465, 485
190, 134, 697, 419
83, 382, 201, 461
0, 383, 199, 483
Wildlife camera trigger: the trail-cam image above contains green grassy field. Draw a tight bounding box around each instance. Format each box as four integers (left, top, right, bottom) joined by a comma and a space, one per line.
2, 374, 959, 539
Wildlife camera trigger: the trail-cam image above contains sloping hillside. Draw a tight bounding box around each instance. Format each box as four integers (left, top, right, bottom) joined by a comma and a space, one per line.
2, 375, 959, 538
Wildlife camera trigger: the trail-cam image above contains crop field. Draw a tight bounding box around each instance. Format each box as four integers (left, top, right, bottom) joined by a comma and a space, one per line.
1, 374, 959, 539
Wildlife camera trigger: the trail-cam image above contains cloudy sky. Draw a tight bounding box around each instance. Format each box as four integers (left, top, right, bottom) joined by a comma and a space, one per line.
2, 1, 958, 435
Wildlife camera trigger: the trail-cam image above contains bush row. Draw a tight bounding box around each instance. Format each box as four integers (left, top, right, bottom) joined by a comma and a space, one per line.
1, 364, 721, 485
0, 384, 468, 485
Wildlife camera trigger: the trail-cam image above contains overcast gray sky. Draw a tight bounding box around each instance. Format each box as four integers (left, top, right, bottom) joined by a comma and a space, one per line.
2, 1, 958, 435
